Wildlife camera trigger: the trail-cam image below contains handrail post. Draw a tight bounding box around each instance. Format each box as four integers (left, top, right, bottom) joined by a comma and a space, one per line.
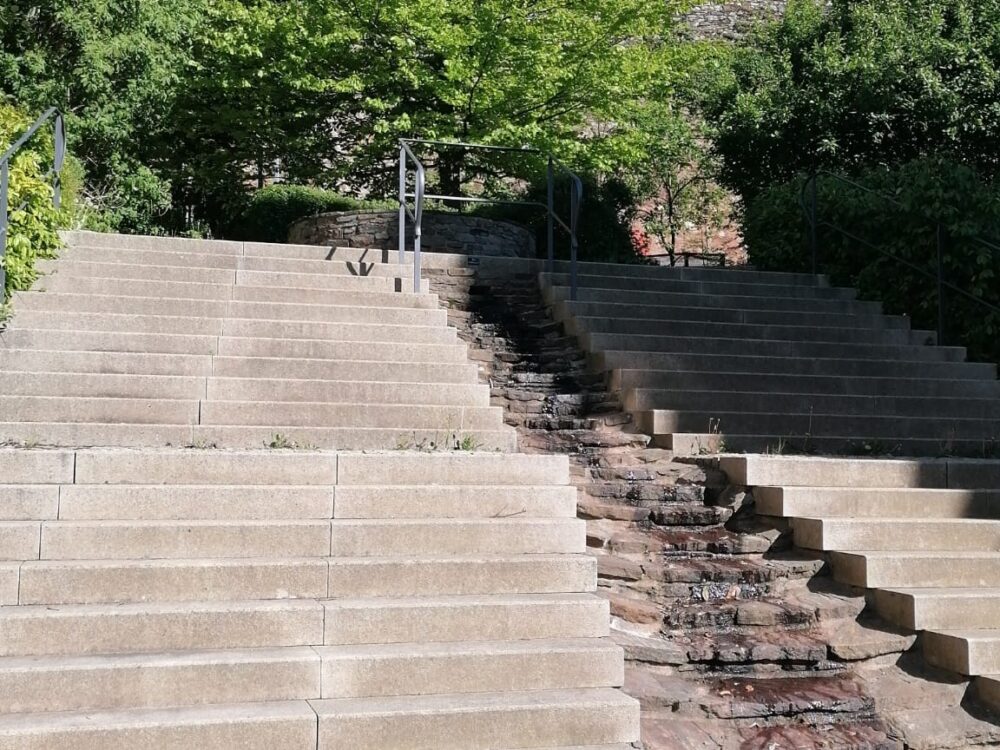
1, 160, 9, 294
808, 172, 818, 275
398, 145, 406, 265
569, 179, 580, 301
546, 156, 554, 273
413, 162, 424, 294
53, 113, 65, 210
936, 223, 946, 346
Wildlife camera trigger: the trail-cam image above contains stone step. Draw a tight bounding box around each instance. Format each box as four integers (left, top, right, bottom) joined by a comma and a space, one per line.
755, 486, 1000, 519
333, 484, 577, 518
221, 319, 456, 345
322, 593, 609, 645
553, 299, 907, 330
335, 452, 569, 486
311, 687, 639, 749
211, 355, 479, 383
199, 401, 504, 430
551, 257, 825, 286
922, 630, 1000, 676
0, 371, 206, 400
832, 551, 1000, 588
0, 647, 320, 714
0, 486, 59, 521
543, 282, 881, 315
792, 518, 1000, 552
34, 520, 331, 560
16, 554, 596, 605
598, 350, 995, 380
73, 449, 338, 485
37, 258, 239, 285
582, 331, 963, 363
626, 388, 1000, 420
235, 269, 430, 294
226, 297, 445, 324
641, 407, 1000, 441
0, 700, 317, 749
0, 396, 200, 425
0, 600, 325, 656
541, 271, 855, 300
873, 588, 1000, 630
670, 430, 1000, 459
24, 517, 578, 560
216, 335, 470, 363
612, 369, 1000, 399
568, 314, 929, 346
11, 309, 225, 336
317, 638, 623, 699
2, 328, 219, 356
0, 349, 213, 377
63, 231, 243, 254
205, 378, 490, 406
720, 455, 1000, 489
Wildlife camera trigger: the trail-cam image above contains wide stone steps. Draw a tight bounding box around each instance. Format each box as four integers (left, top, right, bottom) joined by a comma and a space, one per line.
719, 455, 1000, 707
540, 271, 857, 300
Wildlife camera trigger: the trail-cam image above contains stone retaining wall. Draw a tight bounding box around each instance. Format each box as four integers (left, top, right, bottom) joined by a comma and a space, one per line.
685, 1, 787, 38
288, 211, 536, 258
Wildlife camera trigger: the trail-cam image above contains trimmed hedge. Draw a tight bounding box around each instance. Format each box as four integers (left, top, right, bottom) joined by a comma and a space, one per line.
229, 184, 394, 243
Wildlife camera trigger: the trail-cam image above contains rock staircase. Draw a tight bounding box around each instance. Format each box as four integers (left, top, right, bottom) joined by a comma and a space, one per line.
0, 232, 640, 748
537, 259, 1000, 735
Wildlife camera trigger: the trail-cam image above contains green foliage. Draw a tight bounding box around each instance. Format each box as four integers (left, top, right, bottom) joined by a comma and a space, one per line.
703, 0, 1000, 202
0, 104, 65, 299
744, 159, 1000, 362
231, 185, 394, 243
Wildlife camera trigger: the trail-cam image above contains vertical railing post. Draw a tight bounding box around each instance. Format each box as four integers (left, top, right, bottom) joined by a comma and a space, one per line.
53, 113, 65, 211
546, 156, 554, 273
569, 179, 580, 301
398, 145, 406, 266
936, 223, 946, 346
413, 165, 424, 294
0, 159, 8, 296
808, 173, 818, 276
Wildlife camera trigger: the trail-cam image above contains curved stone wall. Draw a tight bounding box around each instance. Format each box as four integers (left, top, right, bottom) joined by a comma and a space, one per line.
288, 210, 536, 258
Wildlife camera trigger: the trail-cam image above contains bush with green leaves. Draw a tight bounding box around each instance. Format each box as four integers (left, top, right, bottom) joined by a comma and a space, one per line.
230, 185, 394, 243
0, 104, 67, 300
744, 159, 1000, 363
703, 0, 1000, 203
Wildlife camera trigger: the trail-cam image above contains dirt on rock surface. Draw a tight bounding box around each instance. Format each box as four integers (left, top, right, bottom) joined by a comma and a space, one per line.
427, 263, 1000, 750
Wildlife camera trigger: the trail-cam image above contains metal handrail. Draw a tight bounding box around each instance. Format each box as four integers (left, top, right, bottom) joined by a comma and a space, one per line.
398, 138, 583, 299
801, 169, 1000, 345
1, 107, 66, 293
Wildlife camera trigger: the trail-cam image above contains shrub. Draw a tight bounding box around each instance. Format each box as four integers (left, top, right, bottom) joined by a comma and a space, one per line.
744, 158, 1000, 363
229, 184, 394, 243
0, 104, 67, 300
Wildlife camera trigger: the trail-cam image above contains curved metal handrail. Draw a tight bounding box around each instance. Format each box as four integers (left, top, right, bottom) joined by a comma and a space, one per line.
801, 169, 1000, 344
1, 107, 66, 294
398, 138, 583, 299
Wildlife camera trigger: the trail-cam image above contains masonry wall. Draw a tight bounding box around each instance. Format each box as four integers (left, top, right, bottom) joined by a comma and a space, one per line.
288, 211, 536, 258
685, 1, 787, 38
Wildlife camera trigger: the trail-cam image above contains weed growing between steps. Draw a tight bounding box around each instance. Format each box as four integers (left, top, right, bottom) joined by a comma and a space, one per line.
265, 433, 318, 450
427, 264, 1000, 749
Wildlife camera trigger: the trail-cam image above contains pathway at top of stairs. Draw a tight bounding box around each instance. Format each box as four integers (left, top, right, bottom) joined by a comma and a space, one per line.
0, 232, 640, 748
428, 257, 1000, 749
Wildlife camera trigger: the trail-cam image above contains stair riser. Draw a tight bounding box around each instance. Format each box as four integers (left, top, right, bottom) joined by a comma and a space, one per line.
597, 351, 995, 380
923, 632, 1000, 676
873, 590, 1000, 630
0, 397, 199, 426
17, 556, 597, 605
333, 486, 577, 518
216, 338, 469, 363
0, 350, 213, 377
832, 553, 1000, 588
0, 372, 205, 401
232, 284, 436, 308
199, 403, 503, 431
221, 320, 456, 345
755, 487, 1000, 519
613, 371, 1000, 399
541, 272, 855, 300
0, 651, 321, 714
211, 357, 479, 383
583, 332, 963, 363
0, 487, 59, 521
36, 259, 237, 285
792, 519, 1000, 552
336, 453, 569, 486
721, 456, 1000, 489
236, 270, 430, 294
206, 379, 489, 407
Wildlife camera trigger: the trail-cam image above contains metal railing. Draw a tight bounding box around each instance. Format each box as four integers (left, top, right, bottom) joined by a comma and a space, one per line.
1, 108, 66, 293
802, 169, 1000, 346
398, 138, 583, 298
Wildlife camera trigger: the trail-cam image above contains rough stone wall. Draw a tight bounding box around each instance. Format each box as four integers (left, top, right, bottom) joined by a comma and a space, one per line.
288, 211, 536, 258
684, 1, 787, 39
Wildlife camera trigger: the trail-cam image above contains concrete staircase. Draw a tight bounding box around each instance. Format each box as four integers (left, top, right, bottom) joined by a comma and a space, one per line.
540, 263, 1000, 456
0, 233, 639, 748
720, 454, 1000, 715
1, 231, 514, 451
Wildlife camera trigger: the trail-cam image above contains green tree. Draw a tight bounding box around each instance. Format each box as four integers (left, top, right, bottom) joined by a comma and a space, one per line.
703, 0, 1000, 202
